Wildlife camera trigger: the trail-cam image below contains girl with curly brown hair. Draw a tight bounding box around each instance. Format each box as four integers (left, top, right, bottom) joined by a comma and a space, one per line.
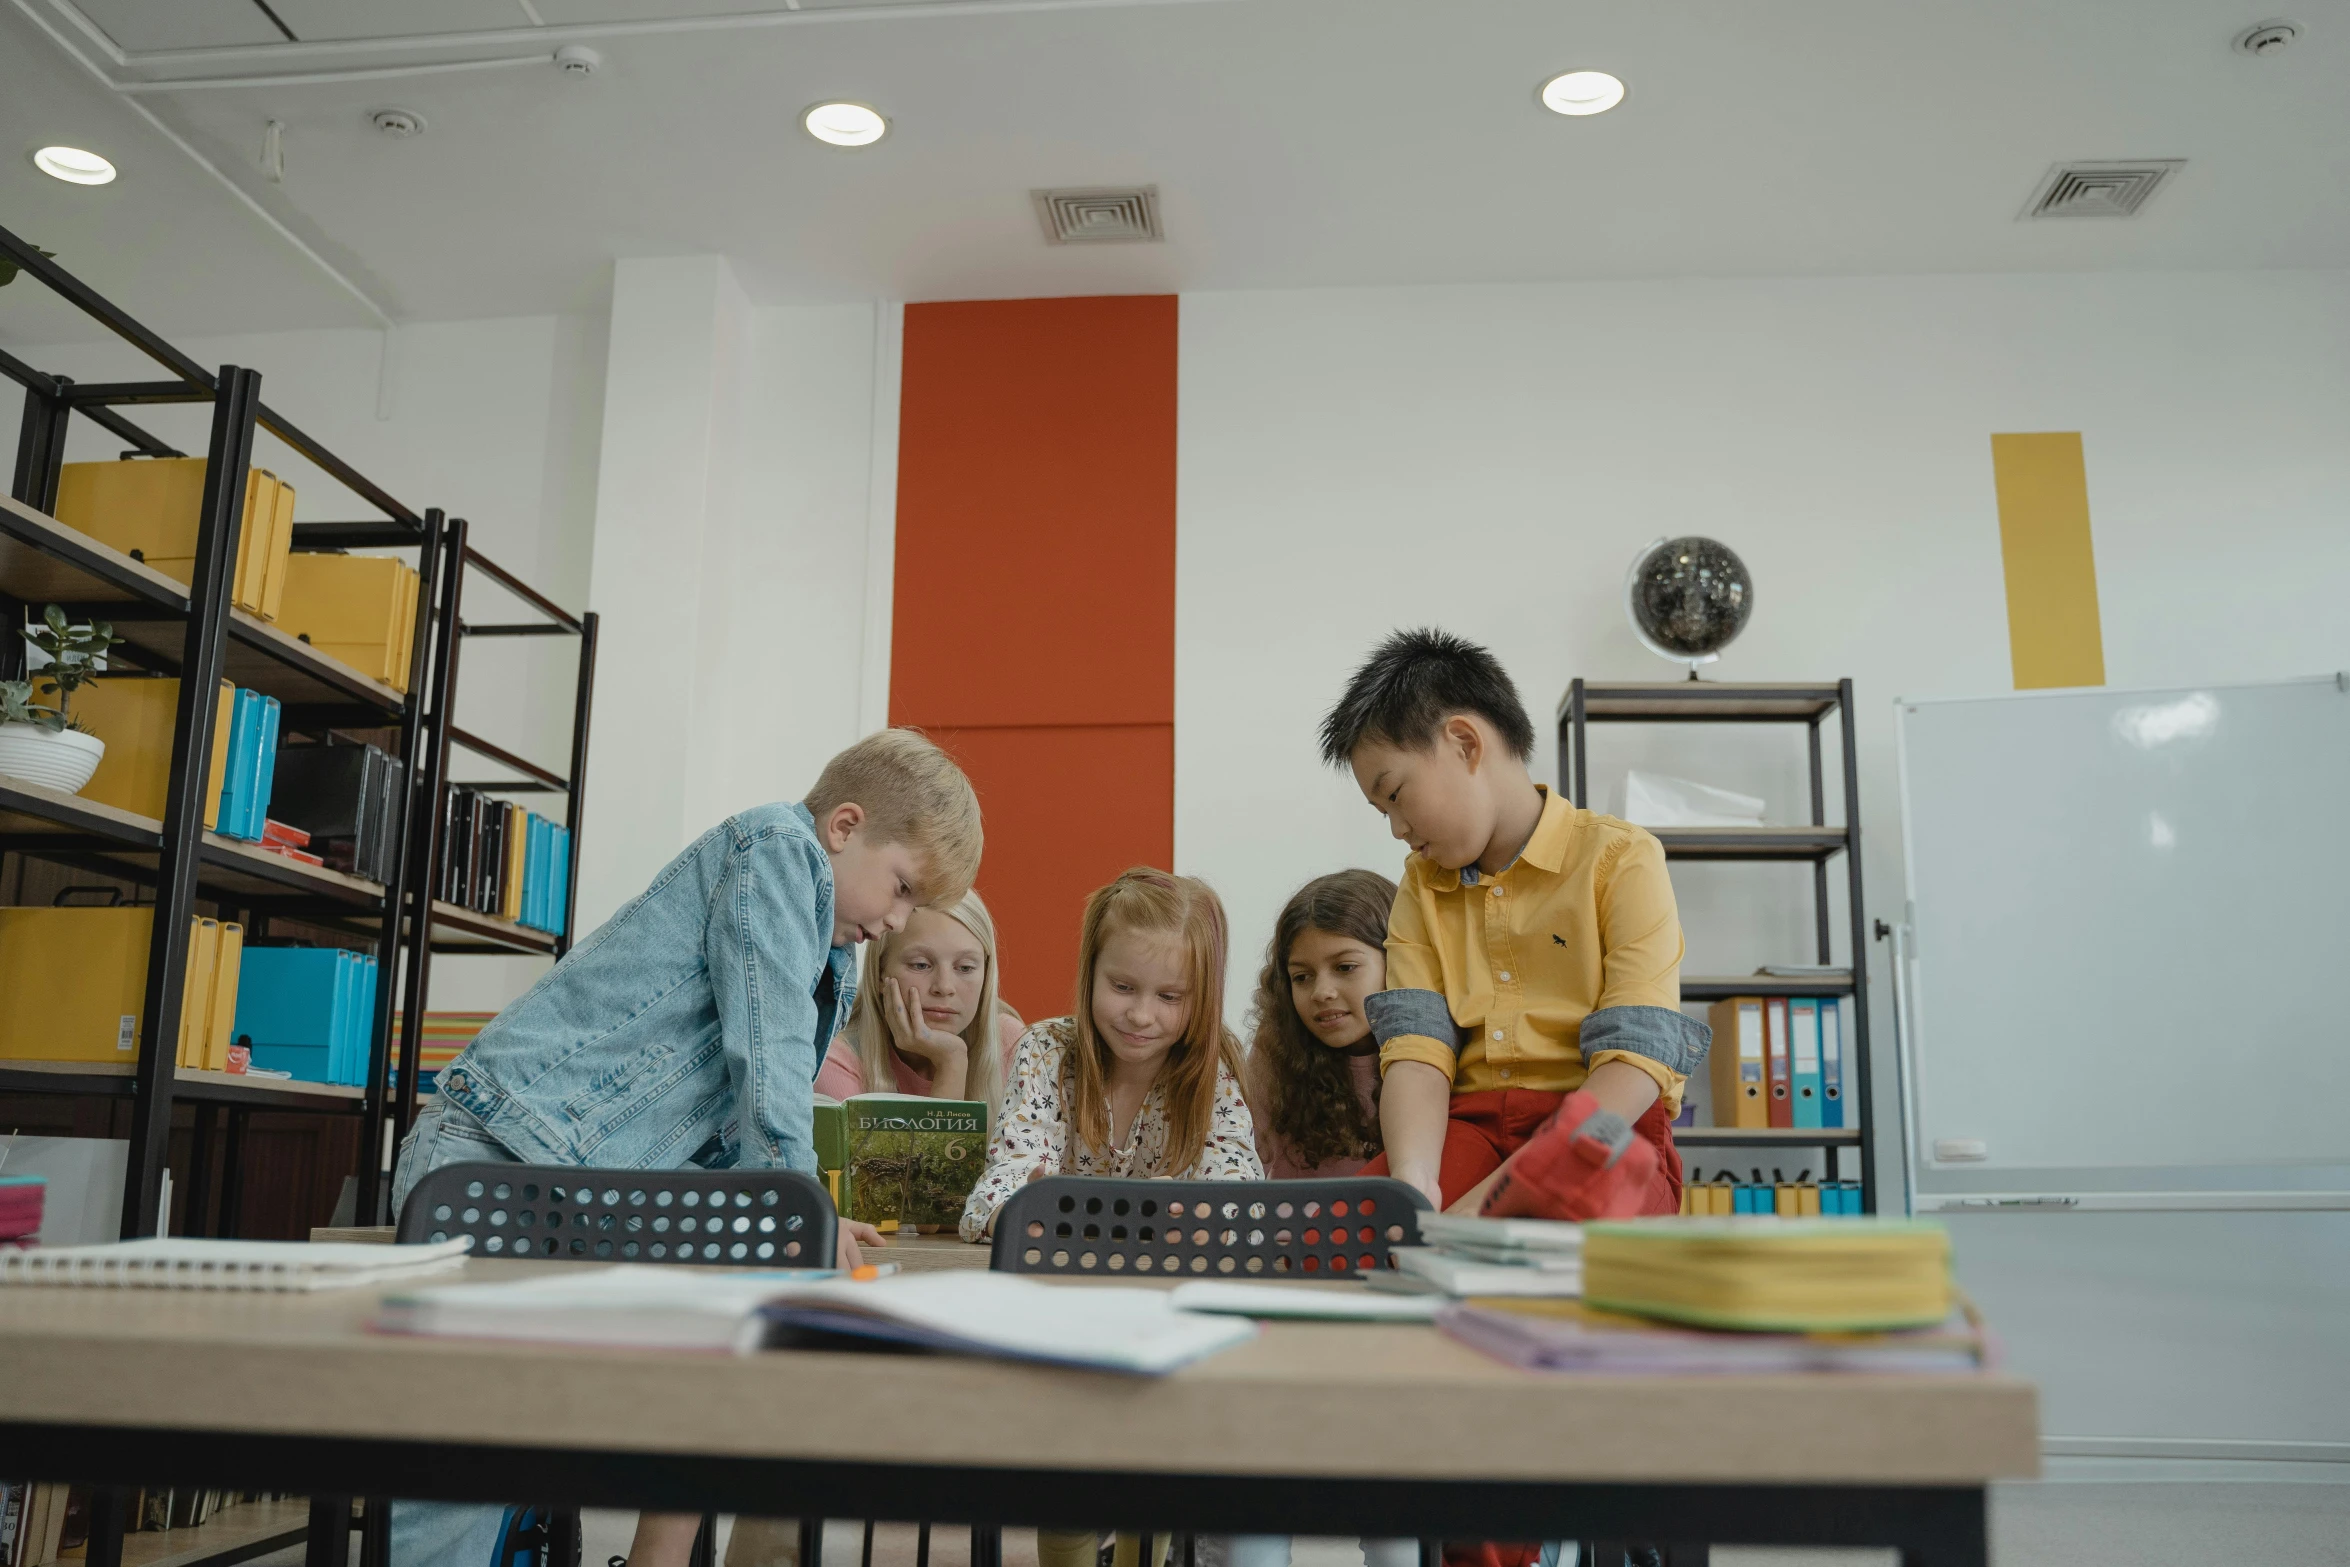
1243, 868, 1399, 1180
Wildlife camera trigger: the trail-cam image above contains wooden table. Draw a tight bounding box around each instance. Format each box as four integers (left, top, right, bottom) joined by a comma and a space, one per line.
0, 1261, 2036, 1567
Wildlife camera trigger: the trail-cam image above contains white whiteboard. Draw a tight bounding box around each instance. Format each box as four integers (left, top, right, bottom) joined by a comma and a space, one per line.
1896, 675, 2350, 1178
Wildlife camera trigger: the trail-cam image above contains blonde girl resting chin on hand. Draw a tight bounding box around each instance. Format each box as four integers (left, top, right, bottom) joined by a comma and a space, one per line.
958, 867, 1261, 1243
815, 889, 1019, 1110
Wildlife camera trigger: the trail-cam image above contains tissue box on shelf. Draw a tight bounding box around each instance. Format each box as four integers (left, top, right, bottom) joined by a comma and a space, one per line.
1613, 770, 1766, 828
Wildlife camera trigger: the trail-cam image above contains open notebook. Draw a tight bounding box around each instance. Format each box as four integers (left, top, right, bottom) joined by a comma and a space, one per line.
0, 1237, 470, 1291
377, 1267, 1259, 1374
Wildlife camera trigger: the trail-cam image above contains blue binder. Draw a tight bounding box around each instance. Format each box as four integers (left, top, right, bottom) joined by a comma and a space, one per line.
233, 947, 347, 1082
1788, 996, 1824, 1130
247, 694, 281, 839
1819, 995, 1844, 1129
217, 688, 261, 840
549, 826, 571, 938
524, 815, 548, 930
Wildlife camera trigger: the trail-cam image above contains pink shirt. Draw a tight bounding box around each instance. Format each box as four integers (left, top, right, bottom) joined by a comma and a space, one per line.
1255, 1050, 1383, 1180
814, 1027, 1021, 1102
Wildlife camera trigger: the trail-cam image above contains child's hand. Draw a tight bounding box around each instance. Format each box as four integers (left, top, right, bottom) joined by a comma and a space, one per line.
884, 978, 971, 1068
836, 1219, 888, 1270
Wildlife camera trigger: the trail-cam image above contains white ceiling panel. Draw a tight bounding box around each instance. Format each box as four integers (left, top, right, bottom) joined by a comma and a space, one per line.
265, 0, 540, 43
69, 0, 285, 52
528, 0, 801, 23
8, 0, 2349, 334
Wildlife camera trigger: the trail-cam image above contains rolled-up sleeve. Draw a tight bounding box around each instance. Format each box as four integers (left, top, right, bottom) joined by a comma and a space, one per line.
1581, 832, 1701, 1103
707, 828, 831, 1172
1375, 881, 1460, 1081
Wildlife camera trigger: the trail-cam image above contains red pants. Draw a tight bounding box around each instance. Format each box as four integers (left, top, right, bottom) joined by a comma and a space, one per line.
1366, 1090, 1683, 1567
1365, 1087, 1685, 1214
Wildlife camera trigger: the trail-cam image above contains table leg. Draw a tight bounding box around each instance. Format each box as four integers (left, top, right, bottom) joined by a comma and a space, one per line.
1897, 1489, 1987, 1567
357, 1498, 391, 1567
82, 1489, 127, 1567
803, 1516, 829, 1567
307, 1497, 353, 1567
690, 1516, 717, 1567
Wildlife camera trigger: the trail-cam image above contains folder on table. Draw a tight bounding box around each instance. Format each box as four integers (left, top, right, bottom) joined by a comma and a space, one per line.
1764, 996, 1793, 1129
1788, 996, 1823, 1130
1819, 996, 1845, 1129
1706, 997, 1768, 1129
75, 677, 235, 829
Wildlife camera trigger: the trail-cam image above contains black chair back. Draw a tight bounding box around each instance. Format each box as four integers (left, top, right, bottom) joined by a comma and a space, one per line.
397, 1161, 837, 1267
989, 1175, 1430, 1278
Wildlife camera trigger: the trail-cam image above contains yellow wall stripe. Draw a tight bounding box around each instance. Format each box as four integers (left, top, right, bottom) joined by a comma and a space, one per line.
1991, 432, 2106, 690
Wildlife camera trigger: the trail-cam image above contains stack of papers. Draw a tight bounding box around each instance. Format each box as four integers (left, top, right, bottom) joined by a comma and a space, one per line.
377, 1267, 1258, 1374
0, 1237, 469, 1291
1439, 1297, 1990, 1374
1368, 1214, 1584, 1299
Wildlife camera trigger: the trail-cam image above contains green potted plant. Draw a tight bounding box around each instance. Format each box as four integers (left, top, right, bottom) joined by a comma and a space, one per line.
0, 606, 124, 795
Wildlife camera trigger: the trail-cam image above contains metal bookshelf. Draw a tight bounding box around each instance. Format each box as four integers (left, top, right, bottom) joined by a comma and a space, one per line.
0, 222, 595, 1243
1557, 678, 1876, 1208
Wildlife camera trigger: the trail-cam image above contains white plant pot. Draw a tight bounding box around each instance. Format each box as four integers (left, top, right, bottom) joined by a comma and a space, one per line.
0, 723, 105, 795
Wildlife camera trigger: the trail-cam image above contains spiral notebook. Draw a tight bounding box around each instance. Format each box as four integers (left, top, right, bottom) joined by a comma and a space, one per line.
0, 1236, 470, 1291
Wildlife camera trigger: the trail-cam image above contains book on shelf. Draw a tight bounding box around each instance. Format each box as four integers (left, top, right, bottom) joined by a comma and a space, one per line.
0, 910, 238, 1066
71, 676, 234, 828
53, 457, 295, 621
842, 1094, 986, 1231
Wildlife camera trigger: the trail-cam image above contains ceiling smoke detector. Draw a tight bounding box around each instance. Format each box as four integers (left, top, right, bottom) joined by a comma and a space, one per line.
2021, 160, 2184, 220
1033, 186, 1162, 245
370, 108, 426, 139
554, 45, 601, 78
2235, 20, 2299, 54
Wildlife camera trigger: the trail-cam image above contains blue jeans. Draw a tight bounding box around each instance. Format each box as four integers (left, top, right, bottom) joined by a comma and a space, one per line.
389, 1103, 526, 1567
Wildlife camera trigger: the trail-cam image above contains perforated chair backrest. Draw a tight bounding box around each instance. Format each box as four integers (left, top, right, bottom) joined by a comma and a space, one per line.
397, 1161, 838, 1267
990, 1175, 1430, 1278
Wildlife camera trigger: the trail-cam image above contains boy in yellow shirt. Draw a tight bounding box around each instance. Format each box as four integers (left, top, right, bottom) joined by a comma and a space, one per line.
1321, 629, 1708, 1218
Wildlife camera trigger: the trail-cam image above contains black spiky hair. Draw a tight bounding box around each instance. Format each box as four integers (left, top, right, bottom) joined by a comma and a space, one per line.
1317, 628, 1536, 766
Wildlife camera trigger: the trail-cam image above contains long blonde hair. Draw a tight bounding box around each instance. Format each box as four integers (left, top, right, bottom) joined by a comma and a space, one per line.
844, 889, 1005, 1117
1066, 868, 1243, 1173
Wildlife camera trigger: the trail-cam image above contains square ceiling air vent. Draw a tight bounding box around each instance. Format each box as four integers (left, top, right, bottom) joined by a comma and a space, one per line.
2021, 160, 2185, 219
1033, 186, 1163, 244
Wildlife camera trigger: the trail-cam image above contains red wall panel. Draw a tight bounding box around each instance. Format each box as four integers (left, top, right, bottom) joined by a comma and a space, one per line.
893, 296, 1176, 730
927, 724, 1172, 1022
892, 297, 1178, 1026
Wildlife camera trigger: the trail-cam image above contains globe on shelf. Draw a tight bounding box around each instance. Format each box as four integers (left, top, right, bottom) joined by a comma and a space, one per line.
1623, 535, 1753, 677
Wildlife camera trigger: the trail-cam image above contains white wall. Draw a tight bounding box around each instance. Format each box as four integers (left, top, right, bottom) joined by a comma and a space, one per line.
1173, 267, 2350, 1184
575, 259, 892, 931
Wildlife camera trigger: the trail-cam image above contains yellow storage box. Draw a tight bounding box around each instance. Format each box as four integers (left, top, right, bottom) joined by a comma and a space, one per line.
0, 909, 240, 1065
53, 458, 295, 621
73, 677, 235, 829
276, 553, 419, 692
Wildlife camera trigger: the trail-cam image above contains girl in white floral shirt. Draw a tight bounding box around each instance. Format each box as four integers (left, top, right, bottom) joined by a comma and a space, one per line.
959, 867, 1261, 1242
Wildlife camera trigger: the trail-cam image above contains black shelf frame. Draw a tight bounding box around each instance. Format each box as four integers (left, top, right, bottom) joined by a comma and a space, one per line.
380, 533, 599, 1217
0, 221, 593, 1249
1558, 678, 1875, 1209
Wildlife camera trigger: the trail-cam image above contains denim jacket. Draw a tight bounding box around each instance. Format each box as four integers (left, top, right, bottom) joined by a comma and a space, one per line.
437, 801, 856, 1175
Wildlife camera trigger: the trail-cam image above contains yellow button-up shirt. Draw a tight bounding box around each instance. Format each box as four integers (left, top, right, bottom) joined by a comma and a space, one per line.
1372, 788, 1700, 1117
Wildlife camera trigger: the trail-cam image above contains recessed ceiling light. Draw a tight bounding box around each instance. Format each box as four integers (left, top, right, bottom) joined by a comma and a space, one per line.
803, 102, 887, 148
1540, 70, 1627, 117
32, 146, 116, 186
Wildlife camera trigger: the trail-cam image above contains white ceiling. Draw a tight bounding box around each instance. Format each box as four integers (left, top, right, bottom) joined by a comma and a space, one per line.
3, 0, 2348, 342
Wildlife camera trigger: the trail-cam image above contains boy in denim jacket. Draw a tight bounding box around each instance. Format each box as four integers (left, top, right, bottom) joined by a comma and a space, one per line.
395, 727, 983, 1249
391, 729, 981, 1567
